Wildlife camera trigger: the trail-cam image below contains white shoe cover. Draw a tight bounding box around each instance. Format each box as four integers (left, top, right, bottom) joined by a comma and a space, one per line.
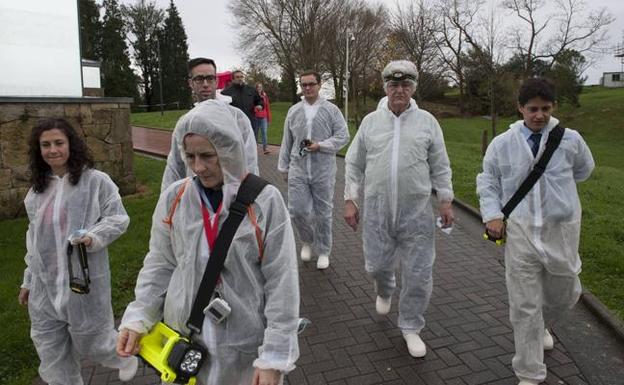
375, 296, 391, 315
119, 356, 138, 382
518, 380, 539, 385
403, 333, 426, 358
543, 329, 554, 350
300, 243, 312, 262
316, 255, 329, 269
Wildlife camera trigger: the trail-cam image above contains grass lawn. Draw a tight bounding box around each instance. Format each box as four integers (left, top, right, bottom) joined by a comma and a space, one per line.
130, 88, 624, 320
0, 154, 165, 385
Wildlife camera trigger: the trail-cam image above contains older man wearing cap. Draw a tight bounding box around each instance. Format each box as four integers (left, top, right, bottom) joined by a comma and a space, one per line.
344, 60, 454, 357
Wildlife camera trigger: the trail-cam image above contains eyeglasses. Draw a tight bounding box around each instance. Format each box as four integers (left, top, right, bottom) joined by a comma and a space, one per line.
191, 75, 216, 84
300, 82, 318, 88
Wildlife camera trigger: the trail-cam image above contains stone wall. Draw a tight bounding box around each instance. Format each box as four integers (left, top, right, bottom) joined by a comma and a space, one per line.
0, 97, 136, 219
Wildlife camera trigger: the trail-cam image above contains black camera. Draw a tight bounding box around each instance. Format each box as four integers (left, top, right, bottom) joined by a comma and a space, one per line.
299, 139, 312, 156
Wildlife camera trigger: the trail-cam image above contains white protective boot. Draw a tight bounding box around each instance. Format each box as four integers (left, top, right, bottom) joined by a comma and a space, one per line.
300, 243, 312, 262
543, 329, 554, 350
518, 381, 539, 385
316, 255, 329, 269
403, 333, 426, 358
375, 296, 391, 315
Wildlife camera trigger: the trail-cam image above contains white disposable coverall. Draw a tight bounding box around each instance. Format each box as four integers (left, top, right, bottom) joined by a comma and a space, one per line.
121, 101, 300, 385
277, 98, 349, 256
476, 117, 594, 382
161, 95, 259, 192
345, 98, 453, 333
22, 169, 131, 385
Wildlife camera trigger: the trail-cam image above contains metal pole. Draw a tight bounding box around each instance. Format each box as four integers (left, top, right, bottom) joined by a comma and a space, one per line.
157, 38, 164, 116
345, 30, 349, 124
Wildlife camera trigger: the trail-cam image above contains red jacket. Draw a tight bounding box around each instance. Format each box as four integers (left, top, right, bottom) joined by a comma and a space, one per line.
254, 91, 272, 122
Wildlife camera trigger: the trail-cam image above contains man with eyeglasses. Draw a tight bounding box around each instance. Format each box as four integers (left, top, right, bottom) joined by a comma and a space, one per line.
221, 70, 264, 140
278, 71, 349, 270
161, 58, 258, 192
477, 77, 594, 385
344, 60, 454, 358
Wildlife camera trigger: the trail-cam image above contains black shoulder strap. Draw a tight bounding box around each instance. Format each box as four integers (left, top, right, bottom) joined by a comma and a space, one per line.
186, 174, 269, 335
501, 125, 565, 219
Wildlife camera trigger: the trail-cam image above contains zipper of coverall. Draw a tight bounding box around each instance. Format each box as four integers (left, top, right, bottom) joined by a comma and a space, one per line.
390, 114, 401, 227
52, 176, 66, 310
306, 111, 313, 181
531, 130, 546, 256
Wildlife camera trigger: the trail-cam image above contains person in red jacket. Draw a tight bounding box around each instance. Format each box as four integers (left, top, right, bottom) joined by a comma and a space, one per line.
255, 82, 272, 154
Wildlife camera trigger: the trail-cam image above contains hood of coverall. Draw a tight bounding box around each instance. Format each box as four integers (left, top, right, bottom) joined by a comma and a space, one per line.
174, 100, 247, 211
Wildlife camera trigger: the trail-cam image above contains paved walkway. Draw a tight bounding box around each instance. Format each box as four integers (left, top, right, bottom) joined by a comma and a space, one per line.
34, 127, 624, 385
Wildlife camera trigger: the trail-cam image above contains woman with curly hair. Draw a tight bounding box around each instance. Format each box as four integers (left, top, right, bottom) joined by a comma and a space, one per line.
18, 118, 138, 384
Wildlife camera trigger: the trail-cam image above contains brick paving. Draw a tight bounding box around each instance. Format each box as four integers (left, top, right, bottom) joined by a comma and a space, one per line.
32, 127, 613, 384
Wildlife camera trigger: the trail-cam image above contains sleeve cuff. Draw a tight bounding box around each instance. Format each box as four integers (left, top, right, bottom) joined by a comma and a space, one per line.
86, 232, 103, 252
436, 189, 454, 203
482, 212, 505, 223
118, 320, 149, 335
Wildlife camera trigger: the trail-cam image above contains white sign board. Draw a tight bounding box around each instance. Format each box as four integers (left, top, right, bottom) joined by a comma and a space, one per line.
82, 66, 101, 89
0, 0, 82, 97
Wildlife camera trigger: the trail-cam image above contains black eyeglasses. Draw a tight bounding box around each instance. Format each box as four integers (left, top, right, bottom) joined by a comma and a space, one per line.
300, 82, 318, 88
191, 75, 216, 84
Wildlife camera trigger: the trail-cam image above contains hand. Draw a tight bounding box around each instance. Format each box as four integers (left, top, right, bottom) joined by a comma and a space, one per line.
78, 236, 93, 248
252, 368, 282, 385
18, 288, 29, 306
256, 105, 263, 111
306, 142, 320, 152
116, 328, 143, 357
485, 219, 505, 239
438, 201, 454, 227
344, 200, 359, 231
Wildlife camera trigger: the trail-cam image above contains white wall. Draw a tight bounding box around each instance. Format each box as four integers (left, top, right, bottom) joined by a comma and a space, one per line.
603, 73, 624, 88
0, 0, 82, 97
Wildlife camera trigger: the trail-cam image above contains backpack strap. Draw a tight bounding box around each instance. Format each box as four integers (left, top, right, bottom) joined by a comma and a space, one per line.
186, 174, 269, 335
501, 124, 565, 218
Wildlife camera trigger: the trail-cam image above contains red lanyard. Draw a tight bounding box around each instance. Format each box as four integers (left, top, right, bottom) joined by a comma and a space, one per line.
201, 200, 222, 251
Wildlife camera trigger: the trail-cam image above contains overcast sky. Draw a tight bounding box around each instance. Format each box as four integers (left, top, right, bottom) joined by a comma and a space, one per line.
121, 0, 624, 85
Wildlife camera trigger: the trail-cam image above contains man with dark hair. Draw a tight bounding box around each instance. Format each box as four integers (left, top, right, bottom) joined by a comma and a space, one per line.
278, 70, 349, 270
162, 58, 259, 191
221, 70, 264, 139
187, 58, 218, 102
477, 77, 594, 385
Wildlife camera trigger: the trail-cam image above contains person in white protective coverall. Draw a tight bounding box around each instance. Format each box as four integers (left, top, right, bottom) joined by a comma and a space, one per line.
117, 100, 300, 385
278, 70, 349, 270
18, 118, 138, 384
477, 77, 594, 385
161, 57, 259, 192
343, 60, 455, 358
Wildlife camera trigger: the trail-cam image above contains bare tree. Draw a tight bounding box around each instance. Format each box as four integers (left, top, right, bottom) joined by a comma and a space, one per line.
347, 3, 388, 123
122, 0, 164, 110
503, 0, 614, 74
229, 0, 343, 103
434, 0, 483, 114
392, 0, 446, 103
